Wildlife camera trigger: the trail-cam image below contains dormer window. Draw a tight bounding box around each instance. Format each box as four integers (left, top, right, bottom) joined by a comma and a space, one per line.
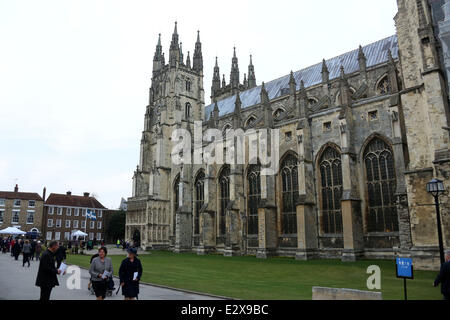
309, 98, 318, 107
377, 76, 391, 95
246, 116, 257, 128
222, 124, 232, 137
273, 108, 285, 120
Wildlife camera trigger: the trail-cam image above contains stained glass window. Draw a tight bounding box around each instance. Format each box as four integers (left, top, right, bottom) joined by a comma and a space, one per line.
194, 171, 205, 235
364, 138, 398, 232
219, 166, 230, 236
319, 147, 343, 234
247, 164, 261, 236
173, 175, 180, 236
281, 154, 298, 235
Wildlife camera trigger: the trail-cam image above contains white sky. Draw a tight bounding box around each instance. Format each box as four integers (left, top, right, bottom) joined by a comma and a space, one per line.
0, 0, 398, 209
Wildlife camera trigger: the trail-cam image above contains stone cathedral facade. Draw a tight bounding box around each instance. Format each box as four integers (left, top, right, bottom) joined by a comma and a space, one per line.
126, 0, 450, 267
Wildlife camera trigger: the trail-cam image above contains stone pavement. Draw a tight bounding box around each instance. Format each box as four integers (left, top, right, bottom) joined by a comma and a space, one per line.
0, 252, 220, 300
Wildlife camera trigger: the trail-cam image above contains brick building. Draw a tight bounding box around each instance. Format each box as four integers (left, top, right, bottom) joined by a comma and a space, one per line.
0, 185, 45, 235
43, 192, 107, 242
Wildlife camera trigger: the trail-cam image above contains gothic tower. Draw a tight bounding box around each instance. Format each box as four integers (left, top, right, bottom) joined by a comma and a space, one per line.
127, 23, 205, 250
395, 0, 450, 266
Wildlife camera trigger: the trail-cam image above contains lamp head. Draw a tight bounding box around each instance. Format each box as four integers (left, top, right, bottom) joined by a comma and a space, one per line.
426, 178, 445, 197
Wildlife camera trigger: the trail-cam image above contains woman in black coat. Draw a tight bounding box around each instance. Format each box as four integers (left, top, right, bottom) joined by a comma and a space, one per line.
119, 248, 143, 300
12, 241, 21, 260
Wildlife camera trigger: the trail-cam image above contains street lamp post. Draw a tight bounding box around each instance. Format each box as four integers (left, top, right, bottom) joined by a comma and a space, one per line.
426, 178, 446, 265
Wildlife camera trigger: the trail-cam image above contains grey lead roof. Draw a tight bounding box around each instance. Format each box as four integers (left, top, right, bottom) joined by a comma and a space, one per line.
205, 34, 398, 120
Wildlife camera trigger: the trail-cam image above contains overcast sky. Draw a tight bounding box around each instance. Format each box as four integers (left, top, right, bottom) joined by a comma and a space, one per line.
0, 0, 398, 209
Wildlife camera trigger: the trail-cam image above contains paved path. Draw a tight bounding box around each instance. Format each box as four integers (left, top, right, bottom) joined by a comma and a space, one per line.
0, 253, 220, 300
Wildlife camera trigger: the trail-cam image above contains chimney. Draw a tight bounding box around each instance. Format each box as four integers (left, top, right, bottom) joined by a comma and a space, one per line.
42, 187, 47, 202
66, 191, 72, 196
83, 192, 90, 197
14, 184, 18, 193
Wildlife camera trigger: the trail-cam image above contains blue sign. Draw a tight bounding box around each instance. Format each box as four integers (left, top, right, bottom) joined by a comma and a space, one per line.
396, 257, 414, 279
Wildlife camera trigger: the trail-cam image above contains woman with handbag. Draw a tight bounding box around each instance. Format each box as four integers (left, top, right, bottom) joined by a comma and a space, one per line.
89, 247, 113, 300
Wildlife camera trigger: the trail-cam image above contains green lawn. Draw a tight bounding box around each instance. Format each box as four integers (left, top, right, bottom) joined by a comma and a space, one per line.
66, 251, 441, 300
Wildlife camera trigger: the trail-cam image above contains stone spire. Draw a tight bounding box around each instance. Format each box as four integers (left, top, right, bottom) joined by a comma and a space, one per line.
170, 21, 179, 49
358, 45, 367, 73
233, 93, 242, 128
339, 66, 352, 107
298, 79, 308, 118
154, 33, 163, 61
169, 22, 181, 67
243, 73, 248, 88
193, 30, 203, 72
213, 101, 220, 121
321, 59, 329, 83
222, 74, 226, 88
179, 42, 184, 65
260, 81, 270, 104
261, 82, 273, 127
186, 51, 191, 69
248, 54, 256, 88
212, 57, 221, 97
387, 49, 399, 92
289, 71, 296, 95
230, 47, 240, 90
153, 33, 163, 72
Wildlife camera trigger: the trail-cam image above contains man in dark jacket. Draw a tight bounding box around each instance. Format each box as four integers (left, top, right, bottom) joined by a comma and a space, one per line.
434, 250, 450, 300
55, 243, 67, 268
35, 241, 62, 300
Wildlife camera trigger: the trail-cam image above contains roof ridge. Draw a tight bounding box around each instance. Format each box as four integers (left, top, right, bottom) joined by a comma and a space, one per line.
206, 34, 398, 113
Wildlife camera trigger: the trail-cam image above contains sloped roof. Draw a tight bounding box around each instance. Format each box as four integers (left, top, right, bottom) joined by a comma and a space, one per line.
205, 35, 398, 120
0, 191, 43, 201
45, 193, 107, 209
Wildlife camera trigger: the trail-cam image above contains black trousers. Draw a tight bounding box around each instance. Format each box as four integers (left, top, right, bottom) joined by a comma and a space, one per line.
39, 286, 53, 301
23, 253, 30, 266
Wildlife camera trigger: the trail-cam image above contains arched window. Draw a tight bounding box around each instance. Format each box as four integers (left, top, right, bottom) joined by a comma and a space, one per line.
319, 147, 343, 234
273, 108, 285, 120
219, 165, 230, 237
364, 138, 398, 232
194, 171, 205, 235
246, 116, 257, 128
281, 154, 298, 235
185, 103, 191, 119
173, 175, 180, 236
377, 76, 391, 95
308, 98, 318, 107
247, 164, 261, 240
186, 80, 191, 92
222, 124, 232, 138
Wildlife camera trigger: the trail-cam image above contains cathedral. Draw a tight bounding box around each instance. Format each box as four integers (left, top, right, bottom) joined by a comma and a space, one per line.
126, 0, 450, 268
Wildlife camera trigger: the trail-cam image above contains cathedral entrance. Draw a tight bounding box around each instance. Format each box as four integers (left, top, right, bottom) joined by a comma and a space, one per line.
132, 229, 141, 247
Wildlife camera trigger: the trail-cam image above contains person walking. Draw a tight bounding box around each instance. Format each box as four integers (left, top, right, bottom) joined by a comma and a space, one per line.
35, 241, 42, 261
35, 241, 63, 301
12, 240, 21, 261
119, 247, 142, 300
116, 239, 120, 249
22, 240, 31, 267
55, 242, 67, 268
434, 250, 450, 300
30, 240, 36, 261
89, 247, 113, 300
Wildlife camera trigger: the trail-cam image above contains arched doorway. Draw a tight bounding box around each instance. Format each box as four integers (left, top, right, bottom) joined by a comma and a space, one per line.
132, 229, 141, 247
